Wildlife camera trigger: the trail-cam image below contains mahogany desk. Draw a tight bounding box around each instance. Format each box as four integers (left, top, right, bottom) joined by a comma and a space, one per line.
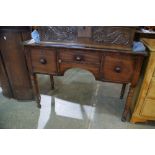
23, 26, 147, 121
24, 40, 146, 122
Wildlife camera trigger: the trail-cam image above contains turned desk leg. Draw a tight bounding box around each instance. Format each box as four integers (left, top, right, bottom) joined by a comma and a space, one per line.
31, 74, 41, 108
121, 85, 135, 122
50, 75, 54, 90
120, 84, 126, 99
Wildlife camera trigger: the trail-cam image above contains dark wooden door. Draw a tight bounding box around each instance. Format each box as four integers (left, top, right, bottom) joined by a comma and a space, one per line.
0, 27, 33, 100
0, 50, 13, 97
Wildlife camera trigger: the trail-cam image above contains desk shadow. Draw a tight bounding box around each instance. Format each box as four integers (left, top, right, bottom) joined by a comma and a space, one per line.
37, 80, 97, 129
37, 69, 97, 128
36, 71, 126, 128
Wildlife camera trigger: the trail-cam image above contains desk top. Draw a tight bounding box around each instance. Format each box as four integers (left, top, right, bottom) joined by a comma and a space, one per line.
23, 40, 147, 56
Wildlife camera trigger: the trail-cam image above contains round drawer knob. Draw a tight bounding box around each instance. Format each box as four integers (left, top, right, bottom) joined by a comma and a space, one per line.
75, 56, 82, 61
40, 58, 47, 64
114, 66, 121, 73
58, 59, 62, 63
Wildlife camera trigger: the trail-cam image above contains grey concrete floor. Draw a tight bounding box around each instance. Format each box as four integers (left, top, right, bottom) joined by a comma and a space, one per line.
0, 68, 155, 129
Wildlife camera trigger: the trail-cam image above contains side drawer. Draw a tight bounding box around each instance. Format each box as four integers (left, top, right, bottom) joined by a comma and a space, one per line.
30, 48, 57, 74
102, 53, 135, 83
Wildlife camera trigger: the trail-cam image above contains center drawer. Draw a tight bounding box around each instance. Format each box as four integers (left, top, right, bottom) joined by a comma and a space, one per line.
59, 49, 100, 65
58, 49, 101, 77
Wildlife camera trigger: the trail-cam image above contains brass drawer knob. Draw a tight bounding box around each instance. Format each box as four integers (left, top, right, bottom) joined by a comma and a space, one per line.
75, 55, 83, 61
40, 58, 47, 64
114, 66, 121, 73
58, 59, 62, 63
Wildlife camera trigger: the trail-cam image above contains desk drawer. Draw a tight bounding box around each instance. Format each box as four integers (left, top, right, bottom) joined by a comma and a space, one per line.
30, 48, 57, 74
58, 49, 100, 77
59, 49, 100, 65
102, 53, 135, 83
